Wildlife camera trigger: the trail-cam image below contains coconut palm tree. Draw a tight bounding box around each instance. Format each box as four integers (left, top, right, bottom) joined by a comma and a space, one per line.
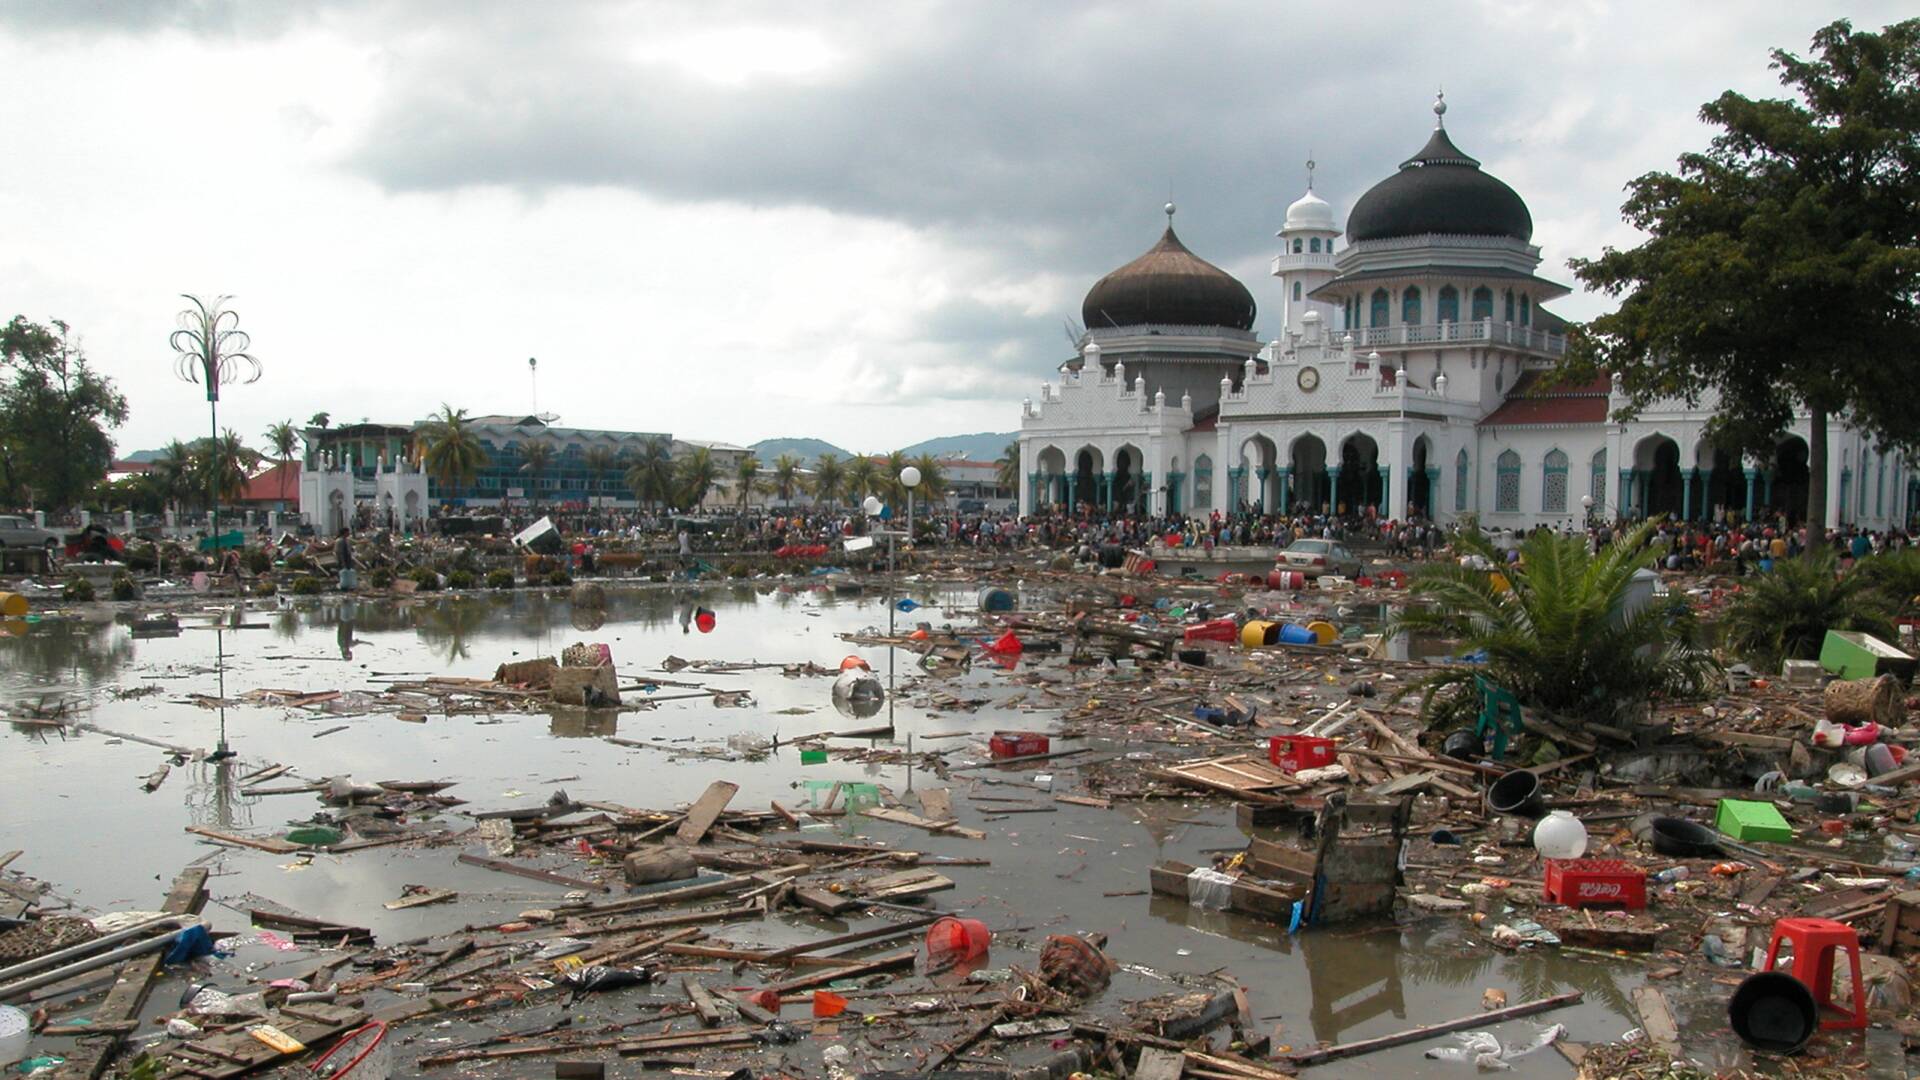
845, 455, 881, 503
308, 411, 331, 429
733, 453, 764, 509
996, 440, 1020, 493
196, 430, 255, 508
770, 454, 804, 507
910, 453, 949, 503
1722, 547, 1894, 669
812, 452, 845, 506
676, 446, 719, 509
263, 420, 299, 505
153, 439, 194, 514
518, 440, 555, 506
636, 436, 677, 510
582, 445, 619, 508
1387, 522, 1718, 729
882, 450, 910, 502
417, 405, 486, 496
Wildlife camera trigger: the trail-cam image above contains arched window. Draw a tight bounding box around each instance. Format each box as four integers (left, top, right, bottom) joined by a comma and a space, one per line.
1590, 449, 1607, 507
1455, 449, 1470, 512
1194, 454, 1213, 507
1471, 286, 1494, 321
1437, 285, 1459, 323
1292, 239, 1303, 253
1542, 449, 1569, 513
1370, 289, 1389, 328
1496, 450, 1521, 513
1504, 290, 1515, 322
1293, 281, 1302, 301
1519, 295, 1531, 326
1401, 286, 1422, 325
1309, 237, 1321, 253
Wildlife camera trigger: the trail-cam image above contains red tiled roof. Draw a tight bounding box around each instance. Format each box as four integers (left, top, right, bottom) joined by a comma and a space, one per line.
238, 461, 301, 503
1478, 371, 1611, 427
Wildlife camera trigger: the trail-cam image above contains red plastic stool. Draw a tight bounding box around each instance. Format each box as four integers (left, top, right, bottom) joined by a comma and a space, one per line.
1762, 917, 1867, 1030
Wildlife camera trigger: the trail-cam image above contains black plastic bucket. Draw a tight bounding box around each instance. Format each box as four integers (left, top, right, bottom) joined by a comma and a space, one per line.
1729, 971, 1817, 1054
1441, 729, 1481, 761
1486, 769, 1545, 819
1651, 816, 1722, 858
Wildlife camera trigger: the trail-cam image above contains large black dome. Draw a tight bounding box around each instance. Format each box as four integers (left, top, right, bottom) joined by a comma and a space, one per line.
1345, 128, 1532, 244
1081, 226, 1256, 331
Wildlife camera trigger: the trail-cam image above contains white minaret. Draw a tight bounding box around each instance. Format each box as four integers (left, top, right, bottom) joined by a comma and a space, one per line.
1272, 158, 1342, 334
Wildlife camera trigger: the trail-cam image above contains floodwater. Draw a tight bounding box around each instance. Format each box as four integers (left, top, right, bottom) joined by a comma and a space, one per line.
0, 585, 1903, 1076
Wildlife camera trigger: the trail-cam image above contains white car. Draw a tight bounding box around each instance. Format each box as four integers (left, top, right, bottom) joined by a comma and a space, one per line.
0, 515, 60, 550
1279, 538, 1361, 578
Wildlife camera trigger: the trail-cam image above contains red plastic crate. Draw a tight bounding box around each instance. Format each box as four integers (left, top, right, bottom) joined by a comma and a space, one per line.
990, 732, 1049, 759
1269, 735, 1337, 774
1543, 858, 1646, 910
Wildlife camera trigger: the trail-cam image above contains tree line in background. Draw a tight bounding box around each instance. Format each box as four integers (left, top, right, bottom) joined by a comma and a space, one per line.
0, 316, 128, 513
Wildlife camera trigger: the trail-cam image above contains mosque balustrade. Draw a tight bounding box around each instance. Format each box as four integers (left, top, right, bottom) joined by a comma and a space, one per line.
1023, 367, 1189, 426
1352, 319, 1564, 356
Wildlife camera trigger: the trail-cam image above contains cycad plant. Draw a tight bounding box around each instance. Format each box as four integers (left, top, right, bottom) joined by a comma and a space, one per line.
1387, 523, 1717, 728
1854, 547, 1920, 621
1721, 546, 1893, 669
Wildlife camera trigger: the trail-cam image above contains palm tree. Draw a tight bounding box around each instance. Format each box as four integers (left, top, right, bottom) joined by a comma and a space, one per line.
582, 446, 619, 508
196, 430, 254, 509
1855, 547, 1920, 621
1387, 522, 1718, 729
634, 436, 676, 510
308, 411, 331, 429
910, 453, 949, 503
882, 450, 910, 502
153, 440, 194, 514
1722, 547, 1895, 669
417, 405, 487, 497
813, 453, 845, 506
845, 455, 881, 503
996, 440, 1020, 494
733, 453, 763, 510
263, 420, 299, 505
770, 454, 803, 506
676, 446, 720, 509
518, 440, 555, 506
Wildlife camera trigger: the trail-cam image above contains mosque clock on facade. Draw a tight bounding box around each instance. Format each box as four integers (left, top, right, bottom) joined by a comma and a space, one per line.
1296, 366, 1320, 392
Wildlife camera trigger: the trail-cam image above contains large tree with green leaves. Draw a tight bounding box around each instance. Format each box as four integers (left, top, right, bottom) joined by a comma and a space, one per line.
812, 452, 845, 506
676, 446, 719, 508
1561, 18, 1920, 528
417, 404, 487, 495
0, 317, 129, 511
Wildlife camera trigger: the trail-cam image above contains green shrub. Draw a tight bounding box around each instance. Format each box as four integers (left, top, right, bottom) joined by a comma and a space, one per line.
1721, 548, 1893, 669
410, 567, 443, 592
245, 548, 273, 574
252, 580, 277, 597
486, 569, 516, 590
284, 553, 311, 571
291, 575, 325, 595
63, 575, 96, 602
446, 569, 477, 590
546, 568, 573, 587
369, 567, 394, 589
110, 572, 138, 601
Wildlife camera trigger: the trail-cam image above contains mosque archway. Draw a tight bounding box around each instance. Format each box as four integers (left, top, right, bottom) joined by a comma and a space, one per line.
1115, 444, 1144, 515
1340, 433, 1382, 514
1073, 446, 1104, 513
1034, 445, 1068, 510
1410, 436, 1434, 516
1240, 435, 1277, 512
1633, 435, 1683, 519
1772, 437, 1810, 523
1289, 435, 1328, 513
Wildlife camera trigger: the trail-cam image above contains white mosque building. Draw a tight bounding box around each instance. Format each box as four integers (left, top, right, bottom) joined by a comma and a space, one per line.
1017, 96, 1909, 532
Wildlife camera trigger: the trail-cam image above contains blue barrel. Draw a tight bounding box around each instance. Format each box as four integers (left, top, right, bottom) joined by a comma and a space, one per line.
978, 586, 1015, 613
1278, 623, 1316, 645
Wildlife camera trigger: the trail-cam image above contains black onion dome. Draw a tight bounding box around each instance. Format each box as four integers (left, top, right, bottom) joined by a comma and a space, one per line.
1345, 128, 1533, 243
1081, 227, 1256, 331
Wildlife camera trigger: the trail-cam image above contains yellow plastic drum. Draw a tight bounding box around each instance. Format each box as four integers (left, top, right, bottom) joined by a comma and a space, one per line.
1489, 572, 1511, 593
1305, 620, 1338, 646
0, 592, 26, 618
1240, 620, 1280, 648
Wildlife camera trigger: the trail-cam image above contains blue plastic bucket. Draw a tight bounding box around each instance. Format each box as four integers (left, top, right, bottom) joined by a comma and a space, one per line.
1278, 623, 1316, 645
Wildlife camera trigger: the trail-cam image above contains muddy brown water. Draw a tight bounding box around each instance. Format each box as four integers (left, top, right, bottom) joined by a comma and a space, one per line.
0, 584, 1905, 1075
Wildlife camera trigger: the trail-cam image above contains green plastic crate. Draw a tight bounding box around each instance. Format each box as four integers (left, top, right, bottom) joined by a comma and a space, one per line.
1715, 798, 1792, 843
800, 749, 828, 766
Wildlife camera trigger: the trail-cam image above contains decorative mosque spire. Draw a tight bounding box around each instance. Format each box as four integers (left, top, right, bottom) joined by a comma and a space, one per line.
1434, 89, 1447, 129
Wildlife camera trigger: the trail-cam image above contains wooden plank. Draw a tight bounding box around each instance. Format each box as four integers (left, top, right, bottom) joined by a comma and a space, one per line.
793, 886, 863, 916
183, 826, 299, 854
57, 867, 209, 1080
384, 887, 457, 910
917, 788, 955, 822
675, 781, 740, 845
0, 850, 23, 872
1133, 1046, 1185, 1080
758, 913, 940, 963
1632, 986, 1681, 1058
456, 853, 609, 892
683, 977, 725, 1026
1284, 991, 1583, 1067
861, 806, 986, 840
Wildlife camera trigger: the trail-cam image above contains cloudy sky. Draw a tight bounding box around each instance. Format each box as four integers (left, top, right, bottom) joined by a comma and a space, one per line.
0, 0, 1903, 457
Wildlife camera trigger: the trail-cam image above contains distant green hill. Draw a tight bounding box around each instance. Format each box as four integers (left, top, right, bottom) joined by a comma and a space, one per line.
897, 432, 1016, 461
750, 437, 851, 461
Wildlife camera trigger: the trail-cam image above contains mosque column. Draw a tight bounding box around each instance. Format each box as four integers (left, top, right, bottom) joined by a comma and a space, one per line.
1617, 468, 1634, 519
1327, 466, 1342, 514
1378, 466, 1392, 517
1103, 471, 1116, 514
1744, 468, 1759, 521
1167, 472, 1183, 515
1026, 471, 1040, 514
1066, 474, 1078, 511
1227, 466, 1245, 510
1139, 472, 1153, 515
1764, 469, 1775, 508
1426, 467, 1442, 516
1255, 467, 1272, 512
1682, 469, 1695, 522
1276, 468, 1290, 514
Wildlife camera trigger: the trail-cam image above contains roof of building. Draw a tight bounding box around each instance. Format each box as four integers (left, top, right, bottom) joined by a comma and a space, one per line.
1478, 371, 1612, 427
1082, 223, 1257, 332
237, 460, 301, 503
1187, 405, 1220, 434
1282, 187, 1337, 234
1345, 112, 1533, 244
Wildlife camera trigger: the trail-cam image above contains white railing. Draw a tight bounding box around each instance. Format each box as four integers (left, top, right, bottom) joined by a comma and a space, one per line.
1352, 320, 1564, 355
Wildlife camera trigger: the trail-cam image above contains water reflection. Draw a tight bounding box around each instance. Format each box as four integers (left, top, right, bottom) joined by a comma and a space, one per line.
0, 615, 135, 689
184, 757, 258, 832
549, 710, 617, 738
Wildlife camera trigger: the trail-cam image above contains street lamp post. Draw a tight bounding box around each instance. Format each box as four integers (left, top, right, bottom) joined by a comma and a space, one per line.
170, 296, 261, 761
900, 466, 921, 548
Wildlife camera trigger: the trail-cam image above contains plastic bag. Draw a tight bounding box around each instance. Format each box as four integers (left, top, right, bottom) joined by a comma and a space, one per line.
1185, 868, 1236, 912
1423, 1024, 1564, 1069
562, 965, 651, 1000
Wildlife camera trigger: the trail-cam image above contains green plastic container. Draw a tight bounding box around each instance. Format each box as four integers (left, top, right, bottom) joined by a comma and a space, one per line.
1818, 629, 1916, 682
1715, 799, 1792, 844
285, 826, 343, 847
799, 749, 828, 766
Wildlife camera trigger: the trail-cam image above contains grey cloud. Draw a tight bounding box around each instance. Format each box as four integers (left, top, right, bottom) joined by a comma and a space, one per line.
0, 0, 323, 37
